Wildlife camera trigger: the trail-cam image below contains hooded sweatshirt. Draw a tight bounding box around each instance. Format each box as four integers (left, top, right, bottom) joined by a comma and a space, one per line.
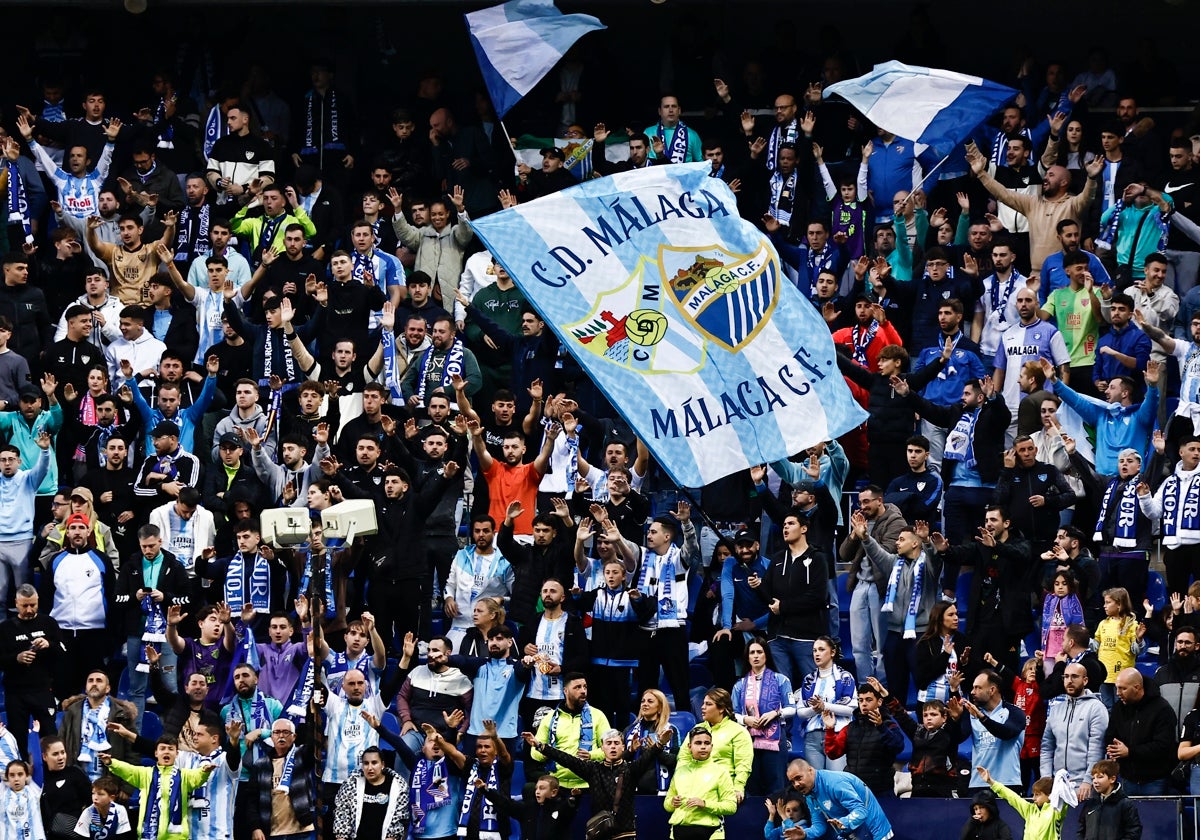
960, 789, 1013, 840
1039, 689, 1108, 784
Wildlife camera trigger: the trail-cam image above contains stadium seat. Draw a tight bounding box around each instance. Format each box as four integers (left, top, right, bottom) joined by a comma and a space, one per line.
116, 667, 131, 701
1146, 571, 1167, 613
141, 710, 163, 741
669, 711, 696, 735
381, 711, 401, 737
837, 572, 852, 614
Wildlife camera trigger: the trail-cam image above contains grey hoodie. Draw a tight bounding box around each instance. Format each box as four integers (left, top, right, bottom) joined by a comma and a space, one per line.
1039, 688, 1108, 784
212, 405, 274, 464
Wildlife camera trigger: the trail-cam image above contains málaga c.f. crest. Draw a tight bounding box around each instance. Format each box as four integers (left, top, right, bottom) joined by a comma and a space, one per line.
659, 241, 779, 353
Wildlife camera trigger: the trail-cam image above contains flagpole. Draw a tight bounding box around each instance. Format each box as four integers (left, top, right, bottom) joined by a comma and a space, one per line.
910, 151, 953, 196
499, 118, 521, 165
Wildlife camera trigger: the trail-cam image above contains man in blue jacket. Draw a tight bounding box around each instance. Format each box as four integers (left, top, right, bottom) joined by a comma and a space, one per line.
784, 758, 895, 840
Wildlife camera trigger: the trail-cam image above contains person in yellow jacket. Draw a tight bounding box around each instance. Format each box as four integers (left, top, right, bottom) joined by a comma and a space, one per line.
100, 736, 212, 840
679, 688, 754, 803
977, 765, 1065, 840
529, 673, 612, 790
665, 727, 739, 840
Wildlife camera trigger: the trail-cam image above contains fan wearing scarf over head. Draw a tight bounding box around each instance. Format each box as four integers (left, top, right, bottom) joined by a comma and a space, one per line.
100, 737, 212, 840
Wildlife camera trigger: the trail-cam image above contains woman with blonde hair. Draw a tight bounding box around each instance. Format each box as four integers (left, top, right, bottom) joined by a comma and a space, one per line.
458, 596, 507, 657
623, 689, 681, 795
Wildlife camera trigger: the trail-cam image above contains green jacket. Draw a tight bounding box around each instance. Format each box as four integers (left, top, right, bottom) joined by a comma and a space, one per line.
678, 717, 754, 795
664, 757, 738, 827
109, 759, 211, 840
991, 780, 1065, 840
230, 205, 317, 253
530, 704, 612, 789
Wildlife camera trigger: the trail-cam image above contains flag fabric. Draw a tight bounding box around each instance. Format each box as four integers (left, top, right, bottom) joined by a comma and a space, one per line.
824, 60, 1017, 161
513, 134, 630, 181
466, 0, 605, 119
468, 163, 868, 488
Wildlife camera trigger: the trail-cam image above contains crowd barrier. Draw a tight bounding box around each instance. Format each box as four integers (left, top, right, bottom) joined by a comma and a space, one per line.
551, 793, 1182, 839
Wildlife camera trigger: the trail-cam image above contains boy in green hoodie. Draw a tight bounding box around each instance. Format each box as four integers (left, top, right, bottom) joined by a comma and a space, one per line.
665, 727, 738, 840
977, 766, 1065, 840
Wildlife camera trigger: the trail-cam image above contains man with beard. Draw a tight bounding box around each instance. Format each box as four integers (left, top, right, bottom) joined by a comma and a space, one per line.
517, 579, 588, 727
221, 660, 282, 766
396, 638, 473, 752
185, 219, 252, 290
58, 669, 137, 781
444, 515, 514, 647
171, 176, 212, 268
449, 625, 533, 750
527, 673, 611, 791
43, 509, 114, 692
499, 500, 577, 628
82, 436, 139, 558
470, 413, 557, 528
0, 586, 61, 758
401, 315, 482, 411
1154, 626, 1200, 722
931, 506, 1034, 676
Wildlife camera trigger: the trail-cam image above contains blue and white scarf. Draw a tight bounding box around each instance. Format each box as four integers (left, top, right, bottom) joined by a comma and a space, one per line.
768, 170, 798, 226
143, 766, 184, 840
410, 757, 450, 834
138, 594, 168, 673
229, 691, 272, 740
175, 203, 210, 264
989, 127, 1033, 167
657, 122, 690, 165
78, 698, 111, 774
806, 243, 837, 298
416, 338, 464, 406
5, 161, 31, 243
203, 105, 226, 160
850, 321, 879, 368
86, 804, 120, 840
42, 100, 66, 123
624, 720, 675, 794
299, 546, 335, 619
988, 269, 1022, 326
944, 408, 980, 469
637, 544, 682, 627
224, 551, 272, 614
1095, 476, 1140, 548
1160, 471, 1200, 548
380, 330, 404, 402
767, 121, 798, 173
544, 704, 594, 773
457, 760, 500, 840
285, 657, 315, 720
155, 98, 176, 148
273, 745, 301, 792
881, 554, 924, 639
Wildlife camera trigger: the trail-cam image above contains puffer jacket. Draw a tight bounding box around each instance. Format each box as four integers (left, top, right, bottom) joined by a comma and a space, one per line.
823, 709, 904, 796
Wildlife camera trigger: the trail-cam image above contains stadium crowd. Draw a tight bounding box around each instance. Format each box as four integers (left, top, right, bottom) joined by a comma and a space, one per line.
1, 24, 1200, 840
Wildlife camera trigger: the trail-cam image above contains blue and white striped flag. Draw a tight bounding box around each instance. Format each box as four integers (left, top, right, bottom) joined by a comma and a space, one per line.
824, 61, 1017, 161
469, 163, 868, 488
466, 0, 605, 119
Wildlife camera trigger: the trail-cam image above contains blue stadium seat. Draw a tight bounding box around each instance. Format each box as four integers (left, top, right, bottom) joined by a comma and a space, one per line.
381, 712, 401, 737
837, 572, 852, 614
1146, 571, 1167, 613
141, 710, 163, 742
116, 667, 131, 701
509, 759, 525, 795
669, 711, 696, 735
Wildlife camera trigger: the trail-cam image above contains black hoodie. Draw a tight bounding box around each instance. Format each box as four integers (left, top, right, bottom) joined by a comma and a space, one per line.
960, 789, 1014, 840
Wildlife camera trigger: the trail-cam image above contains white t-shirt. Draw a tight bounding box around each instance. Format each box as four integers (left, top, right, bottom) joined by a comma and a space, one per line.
994, 319, 1070, 411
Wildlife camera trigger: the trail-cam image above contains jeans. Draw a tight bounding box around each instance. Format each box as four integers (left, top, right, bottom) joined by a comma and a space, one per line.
769, 637, 814, 689
850, 581, 884, 683
803, 727, 846, 771
746, 748, 787, 797
1121, 778, 1167, 796
1189, 763, 1200, 795
827, 578, 840, 640
921, 420, 949, 470
124, 636, 178, 727
0, 539, 31, 613
1166, 248, 1200, 296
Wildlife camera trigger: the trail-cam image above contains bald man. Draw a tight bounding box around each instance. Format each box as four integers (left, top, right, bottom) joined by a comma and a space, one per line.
783, 758, 893, 840
1040, 663, 1108, 799
1103, 667, 1177, 795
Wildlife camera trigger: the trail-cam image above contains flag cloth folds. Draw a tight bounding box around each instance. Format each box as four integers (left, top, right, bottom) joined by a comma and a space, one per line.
823, 61, 1017, 160
466, 0, 605, 119
469, 163, 868, 488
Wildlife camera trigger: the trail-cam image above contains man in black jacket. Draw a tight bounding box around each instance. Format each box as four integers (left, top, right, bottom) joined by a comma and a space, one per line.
1042, 624, 1108, 701
1105, 668, 1178, 795
0, 585, 61, 758
367, 463, 454, 649
932, 506, 1033, 676
203, 432, 268, 521
114, 523, 191, 726
499, 499, 576, 628
993, 435, 1076, 560
902, 376, 1011, 595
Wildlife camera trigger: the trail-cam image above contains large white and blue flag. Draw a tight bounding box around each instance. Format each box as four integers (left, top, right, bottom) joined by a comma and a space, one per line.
469, 163, 868, 488
466, 0, 605, 119
824, 61, 1017, 161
